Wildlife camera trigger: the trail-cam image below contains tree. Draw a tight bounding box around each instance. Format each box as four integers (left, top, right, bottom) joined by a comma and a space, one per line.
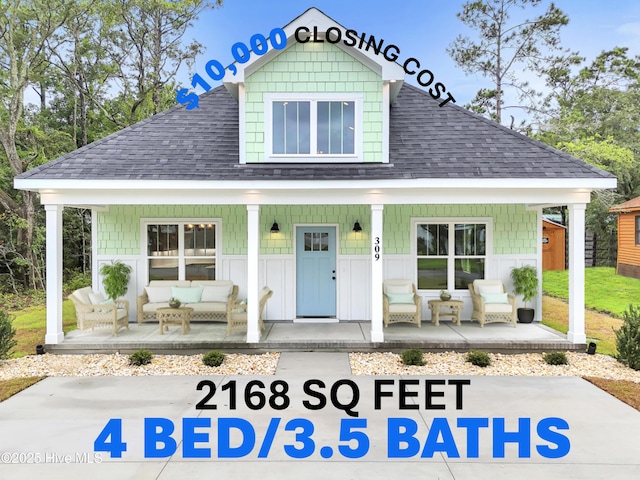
105, 0, 222, 126
0, 0, 74, 288
448, 0, 572, 126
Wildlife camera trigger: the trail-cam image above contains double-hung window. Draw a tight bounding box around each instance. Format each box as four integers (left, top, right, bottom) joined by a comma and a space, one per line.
146, 221, 219, 281
266, 93, 361, 162
415, 220, 490, 291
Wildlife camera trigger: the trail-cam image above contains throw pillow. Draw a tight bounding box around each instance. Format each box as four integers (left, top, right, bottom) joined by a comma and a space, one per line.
145, 286, 173, 303
386, 284, 413, 295
200, 284, 232, 303
98, 298, 116, 313
387, 293, 415, 304
89, 291, 106, 304
171, 286, 203, 304
480, 293, 509, 304
475, 282, 503, 295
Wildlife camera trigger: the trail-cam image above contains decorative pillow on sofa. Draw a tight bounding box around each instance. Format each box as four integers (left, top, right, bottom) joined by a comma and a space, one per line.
386, 293, 415, 304
480, 293, 509, 304
199, 285, 232, 303
171, 286, 203, 304
145, 286, 173, 303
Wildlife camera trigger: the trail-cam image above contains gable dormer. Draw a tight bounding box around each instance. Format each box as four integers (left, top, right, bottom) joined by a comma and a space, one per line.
223, 7, 405, 164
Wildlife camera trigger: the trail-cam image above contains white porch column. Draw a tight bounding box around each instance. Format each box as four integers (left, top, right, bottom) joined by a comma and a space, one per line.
370, 204, 384, 342
45, 204, 64, 344
568, 203, 587, 344
246, 205, 260, 343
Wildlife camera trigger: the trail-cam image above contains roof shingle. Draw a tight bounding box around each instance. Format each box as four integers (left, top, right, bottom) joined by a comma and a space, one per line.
17, 84, 613, 182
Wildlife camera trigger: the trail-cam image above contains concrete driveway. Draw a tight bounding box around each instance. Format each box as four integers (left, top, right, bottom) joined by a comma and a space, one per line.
0, 355, 639, 479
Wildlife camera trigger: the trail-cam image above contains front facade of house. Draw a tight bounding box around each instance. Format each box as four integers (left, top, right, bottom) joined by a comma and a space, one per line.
610, 197, 640, 279
15, 8, 616, 345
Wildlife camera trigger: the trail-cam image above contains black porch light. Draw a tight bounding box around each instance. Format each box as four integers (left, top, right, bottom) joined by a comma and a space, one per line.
270, 221, 280, 233
353, 221, 362, 232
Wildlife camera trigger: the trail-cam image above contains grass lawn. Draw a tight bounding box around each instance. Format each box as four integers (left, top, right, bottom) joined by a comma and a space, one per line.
543, 267, 640, 318
10, 300, 77, 358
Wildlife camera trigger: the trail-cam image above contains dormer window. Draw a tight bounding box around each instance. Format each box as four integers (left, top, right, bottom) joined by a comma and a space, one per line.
265, 93, 362, 162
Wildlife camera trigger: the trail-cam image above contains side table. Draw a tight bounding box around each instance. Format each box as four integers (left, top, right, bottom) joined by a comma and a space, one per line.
427, 299, 463, 326
157, 307, 193, 335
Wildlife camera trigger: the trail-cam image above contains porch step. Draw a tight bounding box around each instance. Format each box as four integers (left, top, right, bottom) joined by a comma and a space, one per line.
44, 321, 584, 355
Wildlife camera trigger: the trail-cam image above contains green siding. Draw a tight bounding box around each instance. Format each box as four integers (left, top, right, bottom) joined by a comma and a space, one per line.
97, 205, 247, 256
384, 204, 537, 255
97, 204, 536, 257
245, 41, 383, 163
260, 205, 370, 255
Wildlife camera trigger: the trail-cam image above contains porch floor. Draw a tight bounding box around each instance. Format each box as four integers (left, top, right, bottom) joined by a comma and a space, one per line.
48, 320, 583, 354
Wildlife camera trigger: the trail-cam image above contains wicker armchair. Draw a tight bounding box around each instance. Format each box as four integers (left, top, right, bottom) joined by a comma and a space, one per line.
69, 287, 129, 336
382, 279, 421, 327
228, 287, 273, 334
468, 279, 517, 327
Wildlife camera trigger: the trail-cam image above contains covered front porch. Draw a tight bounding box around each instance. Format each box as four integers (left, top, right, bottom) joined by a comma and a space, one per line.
48, 320, 579, 354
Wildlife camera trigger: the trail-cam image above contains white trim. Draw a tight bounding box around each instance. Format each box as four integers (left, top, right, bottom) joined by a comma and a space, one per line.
568, 203, 587, 344
19, 177, 616, 194
382, 82, 390, 164
45, 205, 64, 344
247, 205, 260, 342
140, 218, 221, 283
293, 223, 339, 319
91, 209, 99, 290
370, 205, 384, 342
263, 93, 363, 163
239, 83, 246, 164
411, 217, 494, 293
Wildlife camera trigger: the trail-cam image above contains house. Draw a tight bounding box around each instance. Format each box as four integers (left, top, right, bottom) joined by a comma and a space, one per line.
610, 196, 640, 279
14, 8, 616, 346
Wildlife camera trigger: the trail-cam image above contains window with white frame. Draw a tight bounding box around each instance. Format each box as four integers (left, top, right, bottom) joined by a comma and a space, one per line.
146, 222, 218, 281
415, 221, 488, 290
265, 93, 361, 161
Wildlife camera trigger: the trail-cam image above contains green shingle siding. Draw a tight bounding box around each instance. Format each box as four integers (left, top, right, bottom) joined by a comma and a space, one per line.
245, 41, 383, 163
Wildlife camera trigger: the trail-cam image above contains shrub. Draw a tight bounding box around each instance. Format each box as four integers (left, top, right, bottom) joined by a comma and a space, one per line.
400, 349, 425, 366
129, 349, 153, 366
63, 270, 91, 295
615, 304, 640, 371
466, 350, 491, 367
203, 350, 226, 367
0, 309, 18, 359
543, 351, 568, 365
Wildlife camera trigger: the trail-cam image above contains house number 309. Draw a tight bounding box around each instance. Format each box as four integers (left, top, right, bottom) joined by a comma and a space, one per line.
374, 237, 381, 261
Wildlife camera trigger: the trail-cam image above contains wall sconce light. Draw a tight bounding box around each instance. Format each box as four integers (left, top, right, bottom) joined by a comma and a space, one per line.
270, 221, 280, 233
352, 221, 362, 232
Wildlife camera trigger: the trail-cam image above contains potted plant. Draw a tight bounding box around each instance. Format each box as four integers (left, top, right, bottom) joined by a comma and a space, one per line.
100, 260, 132, 301
510, 265, 538, 323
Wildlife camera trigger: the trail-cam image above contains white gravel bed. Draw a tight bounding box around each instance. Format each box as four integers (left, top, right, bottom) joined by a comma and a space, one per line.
2, 351, 640, 383
0, 352, 280, 379
349, 352, 640, 382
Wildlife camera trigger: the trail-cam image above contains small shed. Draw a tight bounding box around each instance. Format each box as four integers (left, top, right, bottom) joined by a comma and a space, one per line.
542, 219, 566, 270
610, 197, 640, 279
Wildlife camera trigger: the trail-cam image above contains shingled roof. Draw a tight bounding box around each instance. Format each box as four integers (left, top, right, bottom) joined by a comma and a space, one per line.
17, 83, 613, 182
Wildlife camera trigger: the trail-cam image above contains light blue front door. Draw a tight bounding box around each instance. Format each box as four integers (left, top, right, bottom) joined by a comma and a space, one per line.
296, 226, 337, 317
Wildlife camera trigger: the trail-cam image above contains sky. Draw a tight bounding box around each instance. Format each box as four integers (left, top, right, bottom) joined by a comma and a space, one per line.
179, 0, 640, 122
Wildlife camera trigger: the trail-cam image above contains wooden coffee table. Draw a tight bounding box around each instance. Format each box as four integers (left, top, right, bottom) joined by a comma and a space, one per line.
427, 299, 463, 326
157, 307, 193, 335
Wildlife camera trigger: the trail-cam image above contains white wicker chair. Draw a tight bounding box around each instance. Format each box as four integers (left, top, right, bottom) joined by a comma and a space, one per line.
228, 287, 273, 334
382, 279, 421, 327
69, 287, 129, 336
468, 279, 517, 327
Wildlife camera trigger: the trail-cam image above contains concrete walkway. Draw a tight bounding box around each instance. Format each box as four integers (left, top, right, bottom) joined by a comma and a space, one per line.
1, 353, 639, 479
